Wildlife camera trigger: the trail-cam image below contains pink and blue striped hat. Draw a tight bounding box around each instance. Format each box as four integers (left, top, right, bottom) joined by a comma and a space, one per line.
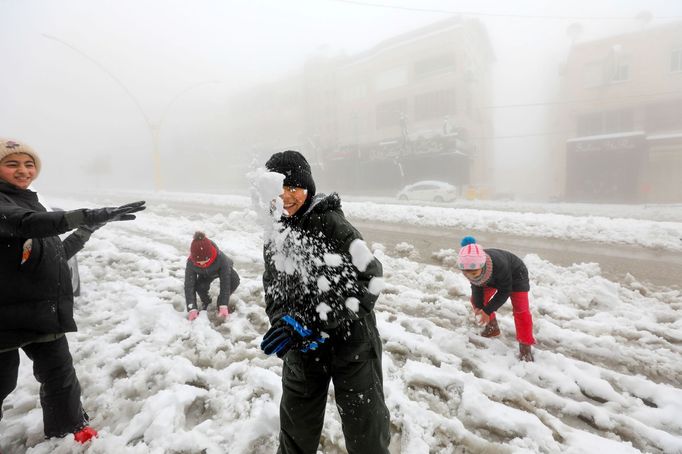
456, 236, 487, 270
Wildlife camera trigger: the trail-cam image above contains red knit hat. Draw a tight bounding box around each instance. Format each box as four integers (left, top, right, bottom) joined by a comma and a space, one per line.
190, 231, 216, 265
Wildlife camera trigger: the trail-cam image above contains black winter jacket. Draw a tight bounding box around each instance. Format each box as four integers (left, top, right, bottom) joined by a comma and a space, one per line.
184, 242, 240, 310
0, 181, 88, 350
471, 248, 529, 315
263, 193, 383, 359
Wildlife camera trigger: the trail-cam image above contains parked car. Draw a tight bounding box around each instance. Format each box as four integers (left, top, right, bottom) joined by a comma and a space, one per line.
396, 180, 458, 202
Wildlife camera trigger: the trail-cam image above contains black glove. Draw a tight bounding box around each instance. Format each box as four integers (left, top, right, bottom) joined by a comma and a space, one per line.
84, 201, 146, 224
260, 314, 326, 358
65, 201, 146, 230
79, 222, 105, 234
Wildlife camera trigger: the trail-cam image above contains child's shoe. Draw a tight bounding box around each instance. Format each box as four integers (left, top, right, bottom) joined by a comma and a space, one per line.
218, 305, 229, 318
519, 343, 534, 362
480, 318, 500, 338
74, 426, 98, 443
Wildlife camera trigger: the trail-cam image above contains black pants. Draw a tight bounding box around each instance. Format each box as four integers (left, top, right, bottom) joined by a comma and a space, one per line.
195, 269, 240, 310
195, 276, 213, 309
278, 347, 390, 454
0, 336, 87, 438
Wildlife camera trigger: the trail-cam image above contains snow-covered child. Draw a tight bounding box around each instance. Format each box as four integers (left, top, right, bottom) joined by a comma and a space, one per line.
456, 236, 535, 361
184, 231, 240, 320
259, 150, 390, 454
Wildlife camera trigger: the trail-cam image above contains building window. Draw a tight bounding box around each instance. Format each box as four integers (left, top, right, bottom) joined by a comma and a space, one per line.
583, 54, 630, 87
583, 61, 604, 88
646, 101, 682, 132
414, 89, 456, 121
374, 67, 408, 91
576, 109, 633, 136
341, 83, 367, 101
610, 59, 629, 83
414, 54, 456, 79
376, 99, 407, 129
672, 49, 682, 72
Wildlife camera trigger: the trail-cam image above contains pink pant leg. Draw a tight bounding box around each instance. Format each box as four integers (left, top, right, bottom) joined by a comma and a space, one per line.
510, 291, 535, 345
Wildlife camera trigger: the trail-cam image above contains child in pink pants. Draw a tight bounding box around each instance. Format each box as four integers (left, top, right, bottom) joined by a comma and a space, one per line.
456, 236, 535, 361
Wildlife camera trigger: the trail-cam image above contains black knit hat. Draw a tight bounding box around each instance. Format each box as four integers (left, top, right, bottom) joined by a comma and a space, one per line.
265, 150, 316, 197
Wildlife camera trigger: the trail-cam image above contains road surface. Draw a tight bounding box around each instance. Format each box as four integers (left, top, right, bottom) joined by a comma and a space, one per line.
355, 220, 682, 290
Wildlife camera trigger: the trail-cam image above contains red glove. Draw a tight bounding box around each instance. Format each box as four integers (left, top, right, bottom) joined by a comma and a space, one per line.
188, 309, 199, 321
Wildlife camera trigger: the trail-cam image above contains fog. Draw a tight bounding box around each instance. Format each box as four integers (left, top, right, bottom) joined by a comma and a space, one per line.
1, 0, 680, 202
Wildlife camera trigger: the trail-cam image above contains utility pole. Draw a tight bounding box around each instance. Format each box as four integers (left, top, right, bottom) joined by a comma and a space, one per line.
43, 34, 218, 190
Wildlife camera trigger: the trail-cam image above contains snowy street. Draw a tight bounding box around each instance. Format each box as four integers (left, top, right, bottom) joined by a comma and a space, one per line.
1, 192, 681, 453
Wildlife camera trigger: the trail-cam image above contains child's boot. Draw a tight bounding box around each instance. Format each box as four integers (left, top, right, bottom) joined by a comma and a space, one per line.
519, 343, 534, 362
74, 426, 98, 443
481, 318, 500, 338
218, 305, 229, 318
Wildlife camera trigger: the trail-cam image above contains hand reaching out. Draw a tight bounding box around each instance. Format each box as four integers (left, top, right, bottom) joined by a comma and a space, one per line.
473, 307, 490, 326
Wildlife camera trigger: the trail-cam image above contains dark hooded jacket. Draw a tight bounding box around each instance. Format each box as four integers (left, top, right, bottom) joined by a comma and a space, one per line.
0, 180, 89, 350
262, 192, 383, 359
471, 248, 529, 315
184, 241, 240, 310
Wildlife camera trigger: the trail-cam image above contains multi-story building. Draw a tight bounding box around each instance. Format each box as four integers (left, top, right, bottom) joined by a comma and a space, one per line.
555, 22, 682, 203
223, 16, 494, 194
304, 17, 494, 193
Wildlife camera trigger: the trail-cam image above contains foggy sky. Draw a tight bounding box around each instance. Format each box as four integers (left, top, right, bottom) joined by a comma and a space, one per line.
1, 0, 679, 196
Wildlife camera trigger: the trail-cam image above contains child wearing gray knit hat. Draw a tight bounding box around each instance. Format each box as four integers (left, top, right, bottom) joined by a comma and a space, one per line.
0, 138, 42, 180
0, 137, 147, 444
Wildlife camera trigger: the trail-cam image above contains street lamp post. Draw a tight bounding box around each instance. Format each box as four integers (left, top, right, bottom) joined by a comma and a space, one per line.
43, 33, 218, 190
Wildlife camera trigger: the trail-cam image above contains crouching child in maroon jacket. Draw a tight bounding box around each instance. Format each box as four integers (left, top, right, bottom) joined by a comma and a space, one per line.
184, 231, 240, 321
456, 236, 535, 361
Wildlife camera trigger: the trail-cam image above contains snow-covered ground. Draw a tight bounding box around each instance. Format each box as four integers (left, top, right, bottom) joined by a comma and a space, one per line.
1, 191, 681, 454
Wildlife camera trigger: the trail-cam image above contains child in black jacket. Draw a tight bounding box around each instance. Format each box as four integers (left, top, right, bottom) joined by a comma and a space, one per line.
184, 231, 240, 321
260, 150, 390, 454
456, 236, 535, 361
0, 138, 145, 443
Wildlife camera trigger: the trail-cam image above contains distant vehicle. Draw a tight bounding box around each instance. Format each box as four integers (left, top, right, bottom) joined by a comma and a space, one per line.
396, 180, 458, 203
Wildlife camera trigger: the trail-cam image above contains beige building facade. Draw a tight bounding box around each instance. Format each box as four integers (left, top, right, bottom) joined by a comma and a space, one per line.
556, 22, 682, 203
225, 17, 494, 194
303, 17, 494, 192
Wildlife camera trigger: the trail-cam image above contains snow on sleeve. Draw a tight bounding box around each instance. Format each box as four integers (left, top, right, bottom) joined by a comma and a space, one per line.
368, 277, 385, 295
345, 297, 360, 313
349, 238, 374, 272
316, 302, 332, 321
323, 252, 343, 267
317, 275, 331, 292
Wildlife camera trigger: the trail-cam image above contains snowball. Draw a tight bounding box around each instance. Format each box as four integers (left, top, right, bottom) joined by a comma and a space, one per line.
317, 276, 331, 292
345, 297, 360, 313
316, 302, 332, 321
368, 277, 385, 295
349, 238, 374, 272
324, 253, 343, 267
